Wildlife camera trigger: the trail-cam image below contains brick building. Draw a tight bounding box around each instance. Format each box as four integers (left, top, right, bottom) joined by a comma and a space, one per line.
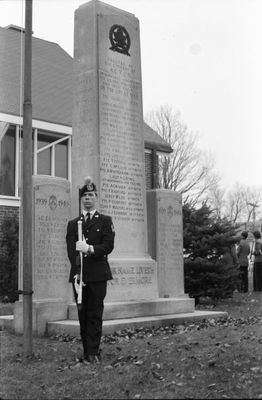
0, 25, 172, 239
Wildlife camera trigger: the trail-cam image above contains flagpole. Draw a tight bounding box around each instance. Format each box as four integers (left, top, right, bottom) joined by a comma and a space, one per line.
22, 0, 33, 357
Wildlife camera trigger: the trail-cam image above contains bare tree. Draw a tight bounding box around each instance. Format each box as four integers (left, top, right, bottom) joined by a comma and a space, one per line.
207, 181, 226, 219
223, 184, 262, 224
225, 183, 246, 223
243, 186, 262, 222
146, 105, 220, 206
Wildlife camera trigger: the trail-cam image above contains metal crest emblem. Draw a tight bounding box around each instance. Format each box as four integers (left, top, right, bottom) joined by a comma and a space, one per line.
109, 24, 130, 56
86, 183, 94, 191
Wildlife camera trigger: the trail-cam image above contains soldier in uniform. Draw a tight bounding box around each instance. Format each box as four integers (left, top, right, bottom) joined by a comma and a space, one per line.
66, 176, 115, 364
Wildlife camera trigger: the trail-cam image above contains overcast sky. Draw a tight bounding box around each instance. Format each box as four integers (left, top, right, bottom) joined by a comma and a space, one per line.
1, 0, 262, 190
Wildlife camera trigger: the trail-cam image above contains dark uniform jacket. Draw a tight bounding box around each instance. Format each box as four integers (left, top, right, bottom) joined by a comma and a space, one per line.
66, 211, 115, 283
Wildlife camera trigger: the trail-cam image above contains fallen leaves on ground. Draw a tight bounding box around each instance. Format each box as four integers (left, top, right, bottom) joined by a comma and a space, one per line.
2, 292, 262, 399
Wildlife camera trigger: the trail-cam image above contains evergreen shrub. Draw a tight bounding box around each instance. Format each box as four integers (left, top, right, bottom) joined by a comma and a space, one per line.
0, 214, 19, 302
183, 203, 240, 303
184, 256, 239, 302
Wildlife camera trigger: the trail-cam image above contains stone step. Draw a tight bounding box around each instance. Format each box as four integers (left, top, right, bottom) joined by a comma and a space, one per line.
48, 310, 228, 337
68, 297, 195, 320
0, 315, 14, 330
1, 310, 228, 337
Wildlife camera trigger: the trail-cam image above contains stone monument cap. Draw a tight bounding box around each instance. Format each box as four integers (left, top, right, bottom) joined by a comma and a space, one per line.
78, 0, 136, 18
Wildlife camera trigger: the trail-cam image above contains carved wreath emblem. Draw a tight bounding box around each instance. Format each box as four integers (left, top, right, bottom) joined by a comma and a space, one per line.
49, 194, 57, 210
167, 206, 173, 218
109, 24, 130, 56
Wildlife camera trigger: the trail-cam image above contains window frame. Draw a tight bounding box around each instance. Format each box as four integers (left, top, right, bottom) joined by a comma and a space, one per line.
0, 124, 17, 197
35, 129, 71, 178
0, 114, 72, 203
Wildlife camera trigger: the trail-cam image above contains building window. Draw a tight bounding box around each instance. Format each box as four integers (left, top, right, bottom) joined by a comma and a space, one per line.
145, 151, 153, 189
55, 140, 68, 179
37, 133, 52, 175
36, 130, 70, 179
0, 121, 71, 199
0, 124, 16, 196
144, 149, 159, 189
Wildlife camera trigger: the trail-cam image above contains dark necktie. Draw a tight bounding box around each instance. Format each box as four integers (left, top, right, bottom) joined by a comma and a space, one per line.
85, 212, 90, 224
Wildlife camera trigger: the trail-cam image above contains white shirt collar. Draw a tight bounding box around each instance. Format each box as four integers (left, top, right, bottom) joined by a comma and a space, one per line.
82, 209, 96, 219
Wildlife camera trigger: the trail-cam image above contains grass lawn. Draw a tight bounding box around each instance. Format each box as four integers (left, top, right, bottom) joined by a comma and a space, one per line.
1, 291, 262, 399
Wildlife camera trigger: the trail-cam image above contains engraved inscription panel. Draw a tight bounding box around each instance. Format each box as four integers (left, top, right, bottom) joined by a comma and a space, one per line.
157, 193, 184, 296
107, 259, 158, 301
98, 17, 147, 256
33, 179, 71, 300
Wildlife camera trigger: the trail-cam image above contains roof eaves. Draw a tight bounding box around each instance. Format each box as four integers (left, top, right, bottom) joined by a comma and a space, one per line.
144, 140, 173, 154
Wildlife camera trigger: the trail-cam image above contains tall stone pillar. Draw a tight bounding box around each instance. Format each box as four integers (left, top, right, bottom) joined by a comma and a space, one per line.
72, 0, 157, 301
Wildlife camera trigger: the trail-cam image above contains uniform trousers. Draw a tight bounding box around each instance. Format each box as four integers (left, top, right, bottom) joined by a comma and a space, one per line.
73, 281, 107, 356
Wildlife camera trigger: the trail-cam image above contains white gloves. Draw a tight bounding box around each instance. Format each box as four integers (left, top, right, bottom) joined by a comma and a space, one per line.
76, 240, 90, 254
76, 240, 94, 254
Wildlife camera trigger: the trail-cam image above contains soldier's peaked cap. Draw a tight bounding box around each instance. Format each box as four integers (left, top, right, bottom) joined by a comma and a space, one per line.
79, 176, 97, 197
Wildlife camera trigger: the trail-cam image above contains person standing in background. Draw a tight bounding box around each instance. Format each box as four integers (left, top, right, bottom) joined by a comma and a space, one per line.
236, 231, 250, 293
252, 231, 262, 291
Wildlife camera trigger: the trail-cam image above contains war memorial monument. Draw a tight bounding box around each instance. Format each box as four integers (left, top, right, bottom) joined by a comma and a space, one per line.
10, 0, 226, 336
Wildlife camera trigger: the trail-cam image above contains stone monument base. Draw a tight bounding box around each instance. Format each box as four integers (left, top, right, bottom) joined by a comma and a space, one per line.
14, 299, 68, 335
68, 296, 195, 321
12, 296, 195, 336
